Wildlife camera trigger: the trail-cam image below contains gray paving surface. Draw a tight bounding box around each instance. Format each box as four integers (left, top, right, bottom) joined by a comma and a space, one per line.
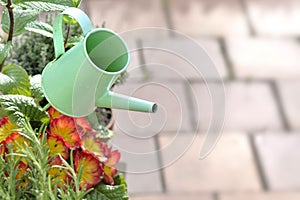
85, 0, 300, 199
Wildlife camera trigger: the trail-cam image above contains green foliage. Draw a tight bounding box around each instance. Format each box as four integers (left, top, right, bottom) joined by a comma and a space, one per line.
95, 183, 128, 200
0, 119, 91, 199
11, 32, 55, 75
25, 21, 53, 37
114, 174, 127, 187
0, 121, 48, 199
0, 65, 48, 126
30, 74, 44, 102
17, 122, 52, 199
0, 43, 11, 64
0, 1, 129, 199
17, 1, 69, 11
0, 149, 28, 199
97, 174, 128, 200
0, 95, 49, 126
13, 0, 77, 7
0, 64, 31, 96
56, 152, 92, 200
67, 35, 84, 47
1, 8, 39, 36
0, 64, 45, 102
0, 0, 82, 38
0, 107, 6, 117
11, 14, 83, 75
86, 174, 129, 200
85, 191, 110, 200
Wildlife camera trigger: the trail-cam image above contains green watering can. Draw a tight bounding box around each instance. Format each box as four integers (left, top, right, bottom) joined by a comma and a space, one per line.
42, 8, 157, 117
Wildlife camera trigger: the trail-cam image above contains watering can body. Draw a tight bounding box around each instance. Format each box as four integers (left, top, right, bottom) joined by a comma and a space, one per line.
42, 8, 157, 117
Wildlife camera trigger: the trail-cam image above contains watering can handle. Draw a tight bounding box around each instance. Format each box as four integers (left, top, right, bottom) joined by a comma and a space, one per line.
53, 8, 93, 58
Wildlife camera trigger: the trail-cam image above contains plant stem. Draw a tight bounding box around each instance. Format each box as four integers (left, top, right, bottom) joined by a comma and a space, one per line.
0, 0, 14, 71
6, 0, 14, 43
64, 24, 71, 49
42, 103, 51, 112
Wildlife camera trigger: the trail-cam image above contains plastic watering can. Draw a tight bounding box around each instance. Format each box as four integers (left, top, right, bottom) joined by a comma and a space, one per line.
41, 8, 157, 117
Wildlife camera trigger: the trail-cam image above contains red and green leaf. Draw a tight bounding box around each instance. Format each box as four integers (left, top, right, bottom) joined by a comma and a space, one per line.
48, 166, 70, 188
49, 116, 81, 148
75, 118, 95, 136
5, 133, 31, 164
0, 117, 19, 143
81, 135, 108, 157
105, 150, 120, 167
103, 150, 120, 185
47, 134, 69, 160
74, 150, 102, 189
103, 165, 118, 185
48, 107, 62, 120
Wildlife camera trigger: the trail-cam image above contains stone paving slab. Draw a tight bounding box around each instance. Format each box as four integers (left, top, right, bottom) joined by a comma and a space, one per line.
254, 133, 300, 190
111, 132, 163, 193
160, 133, 261, 192
139, 37, 227, 80
87, 0, 167, 33
112, 81, 192, 134
191, 82, 282, 132
246, 0, 300, 36
277, 81, 300, 130
227, 37, 300, 79
132, 193, 212, 200
169, 0, 249, 36
220, 192, 300, 200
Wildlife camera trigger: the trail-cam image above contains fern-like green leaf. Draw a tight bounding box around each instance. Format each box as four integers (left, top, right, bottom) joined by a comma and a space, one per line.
25, 21, 53, 37
30, 74, 44, 102
13, 0, 75, 7
18, 1, 69, 12
0, 64, 31, 96
95, 184, 128, 200
92, 174, 128, 200
85, 191, 110, 200
0, 95, 49, 126
85, 174, 128, 200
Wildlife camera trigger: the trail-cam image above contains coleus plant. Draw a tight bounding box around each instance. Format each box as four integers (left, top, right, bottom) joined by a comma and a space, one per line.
0, 0, 129, 199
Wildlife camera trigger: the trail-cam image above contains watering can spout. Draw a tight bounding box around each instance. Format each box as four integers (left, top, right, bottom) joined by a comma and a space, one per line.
96, 92, 158, 113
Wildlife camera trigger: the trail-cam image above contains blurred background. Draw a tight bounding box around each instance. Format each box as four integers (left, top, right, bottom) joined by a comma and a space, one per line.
82, 0, 300, 199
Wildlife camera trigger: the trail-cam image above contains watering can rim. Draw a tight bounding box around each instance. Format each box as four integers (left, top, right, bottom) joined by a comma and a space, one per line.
83, 28, 131, 76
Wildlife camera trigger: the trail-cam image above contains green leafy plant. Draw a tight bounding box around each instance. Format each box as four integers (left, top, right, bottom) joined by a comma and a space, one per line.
0, 0, 129, 199
10, 32, 55, 75
10, 14, 84, 75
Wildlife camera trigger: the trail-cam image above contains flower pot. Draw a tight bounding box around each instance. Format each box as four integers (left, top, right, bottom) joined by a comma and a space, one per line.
95, 107, 115, 130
